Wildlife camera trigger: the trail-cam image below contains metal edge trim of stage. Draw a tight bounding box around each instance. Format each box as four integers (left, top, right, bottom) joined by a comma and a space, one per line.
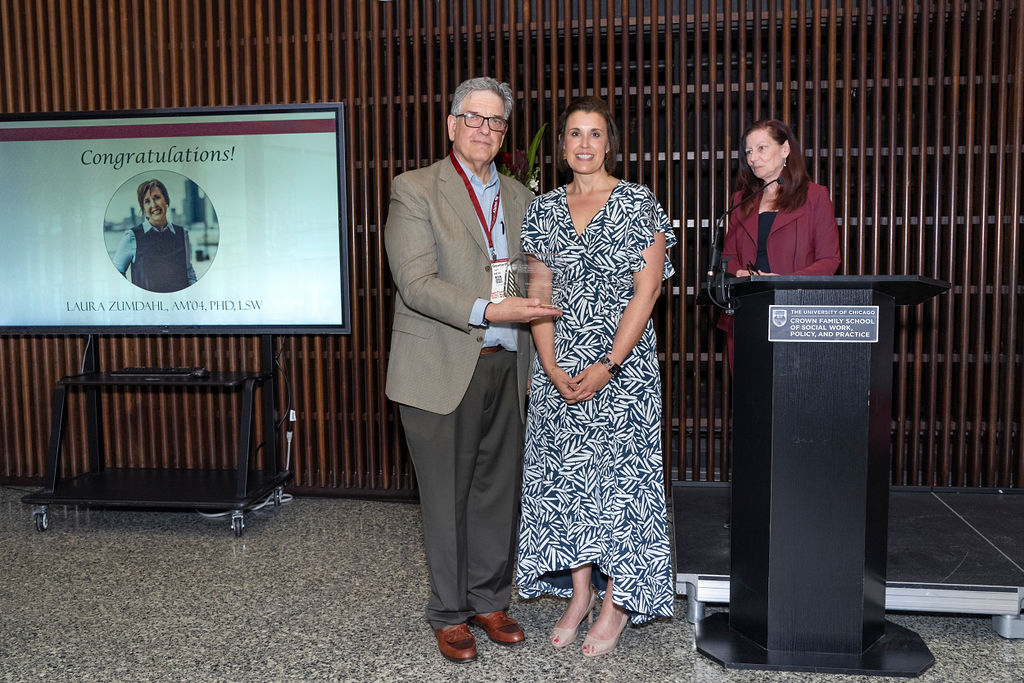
677, 573, 1024, 618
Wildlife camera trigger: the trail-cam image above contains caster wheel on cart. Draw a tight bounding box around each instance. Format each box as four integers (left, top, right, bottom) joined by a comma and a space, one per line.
231, 511, 245, 537
34, 510, 49, 532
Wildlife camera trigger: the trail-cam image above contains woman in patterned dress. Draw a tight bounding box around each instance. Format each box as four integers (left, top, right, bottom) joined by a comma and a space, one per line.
516, 96, 676, 658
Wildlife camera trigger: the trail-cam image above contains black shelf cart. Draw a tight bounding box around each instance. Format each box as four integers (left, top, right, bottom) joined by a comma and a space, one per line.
22, 335, 292, 536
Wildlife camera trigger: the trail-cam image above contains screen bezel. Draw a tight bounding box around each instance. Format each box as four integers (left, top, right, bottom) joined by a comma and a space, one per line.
0, 102, 351, 335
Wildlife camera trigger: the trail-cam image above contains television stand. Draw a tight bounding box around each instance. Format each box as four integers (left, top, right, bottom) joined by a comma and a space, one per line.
22, 335, 292, 536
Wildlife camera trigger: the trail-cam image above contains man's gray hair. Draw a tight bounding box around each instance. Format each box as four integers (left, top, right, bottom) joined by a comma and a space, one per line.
450, 77, 513, 119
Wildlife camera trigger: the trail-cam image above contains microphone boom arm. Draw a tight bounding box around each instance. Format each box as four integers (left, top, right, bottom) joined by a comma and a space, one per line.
704, 176, 783, 312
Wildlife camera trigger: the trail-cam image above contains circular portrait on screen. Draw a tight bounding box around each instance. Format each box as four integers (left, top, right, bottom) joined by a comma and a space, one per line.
104, 171, 220, 293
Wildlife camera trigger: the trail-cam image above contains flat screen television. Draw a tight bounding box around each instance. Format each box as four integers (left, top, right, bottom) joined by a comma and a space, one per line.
0, 103, 350, 334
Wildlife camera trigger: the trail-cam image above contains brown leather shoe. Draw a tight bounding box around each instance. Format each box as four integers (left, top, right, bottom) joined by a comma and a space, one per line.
471, 610, 526, 645
434, 624, 477, 663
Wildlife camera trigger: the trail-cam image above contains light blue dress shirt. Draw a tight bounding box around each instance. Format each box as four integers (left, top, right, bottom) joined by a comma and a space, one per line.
454, 155, 518, 352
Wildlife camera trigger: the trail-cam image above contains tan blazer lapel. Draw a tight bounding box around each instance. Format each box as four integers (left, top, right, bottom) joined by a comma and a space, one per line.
500, 175, 524, 257
438, 157, 491, 258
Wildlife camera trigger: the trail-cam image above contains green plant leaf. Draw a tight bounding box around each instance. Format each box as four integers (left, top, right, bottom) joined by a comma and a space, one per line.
525, 123, 547, 173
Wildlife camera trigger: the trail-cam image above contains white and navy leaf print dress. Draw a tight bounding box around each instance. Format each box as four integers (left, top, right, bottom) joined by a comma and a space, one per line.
516, 181, 676, 624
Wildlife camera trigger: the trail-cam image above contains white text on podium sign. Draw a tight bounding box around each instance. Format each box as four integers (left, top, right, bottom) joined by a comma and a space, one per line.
767, 305, 879, 343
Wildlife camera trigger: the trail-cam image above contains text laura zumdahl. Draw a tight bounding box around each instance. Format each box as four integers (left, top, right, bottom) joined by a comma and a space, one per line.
65, 300, 263, 312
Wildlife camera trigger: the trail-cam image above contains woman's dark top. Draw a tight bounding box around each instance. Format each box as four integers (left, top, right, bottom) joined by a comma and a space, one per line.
131, 224, 190, 292
754, 211, 777, 272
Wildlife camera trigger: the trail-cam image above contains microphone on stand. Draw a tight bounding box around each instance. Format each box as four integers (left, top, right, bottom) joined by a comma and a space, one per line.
706, 176, 784, 311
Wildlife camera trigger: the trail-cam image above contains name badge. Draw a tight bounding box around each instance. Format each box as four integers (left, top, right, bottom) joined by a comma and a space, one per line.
490, 258, 510, 303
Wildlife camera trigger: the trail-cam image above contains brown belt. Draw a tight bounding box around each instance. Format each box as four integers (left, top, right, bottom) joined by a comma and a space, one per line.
479, 345, 506, 355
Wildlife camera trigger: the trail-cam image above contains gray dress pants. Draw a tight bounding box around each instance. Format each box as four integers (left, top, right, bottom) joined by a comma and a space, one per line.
399, 350, 524, 629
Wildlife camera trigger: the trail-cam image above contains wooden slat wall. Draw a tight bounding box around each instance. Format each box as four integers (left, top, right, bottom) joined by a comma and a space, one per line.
1, 1, 1022, 496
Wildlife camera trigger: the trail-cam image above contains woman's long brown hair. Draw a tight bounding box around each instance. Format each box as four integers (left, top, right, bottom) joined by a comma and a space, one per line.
734, 119, 810, 217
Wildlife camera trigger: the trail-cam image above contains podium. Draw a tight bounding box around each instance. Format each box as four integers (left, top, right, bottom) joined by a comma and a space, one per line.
696, 275, 948, 676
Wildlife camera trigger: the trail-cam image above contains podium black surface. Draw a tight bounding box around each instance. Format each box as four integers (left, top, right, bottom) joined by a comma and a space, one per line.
697, 275, 947, 676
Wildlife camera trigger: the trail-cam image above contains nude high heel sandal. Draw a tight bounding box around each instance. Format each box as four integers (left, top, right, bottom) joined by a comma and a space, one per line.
549, 591, 597, 649
581, 609, 629, 658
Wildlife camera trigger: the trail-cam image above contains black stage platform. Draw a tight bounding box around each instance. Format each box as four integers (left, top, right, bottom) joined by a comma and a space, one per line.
674, 484, 1024, 638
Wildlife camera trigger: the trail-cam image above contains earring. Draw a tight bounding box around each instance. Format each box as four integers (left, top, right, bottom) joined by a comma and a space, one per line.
562, 151, 567, 160
783, 157, 788, 167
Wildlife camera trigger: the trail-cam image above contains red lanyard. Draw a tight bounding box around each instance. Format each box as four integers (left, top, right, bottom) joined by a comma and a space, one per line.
450, 150, 501, 258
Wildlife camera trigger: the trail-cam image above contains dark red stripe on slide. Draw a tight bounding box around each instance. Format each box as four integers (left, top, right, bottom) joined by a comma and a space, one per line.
0, 118, 335, 142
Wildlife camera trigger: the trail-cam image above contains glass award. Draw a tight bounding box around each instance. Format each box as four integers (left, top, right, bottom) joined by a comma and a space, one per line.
506, 252, 563, 309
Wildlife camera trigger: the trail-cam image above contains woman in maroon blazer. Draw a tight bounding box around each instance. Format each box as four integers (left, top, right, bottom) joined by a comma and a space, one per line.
717, 119, 842, 367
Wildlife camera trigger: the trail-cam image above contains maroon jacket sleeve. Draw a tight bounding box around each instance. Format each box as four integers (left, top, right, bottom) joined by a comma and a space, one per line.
787, 183, 841, 276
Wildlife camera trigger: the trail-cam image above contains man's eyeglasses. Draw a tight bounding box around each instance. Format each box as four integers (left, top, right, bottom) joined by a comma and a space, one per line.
455, 112, 509, 133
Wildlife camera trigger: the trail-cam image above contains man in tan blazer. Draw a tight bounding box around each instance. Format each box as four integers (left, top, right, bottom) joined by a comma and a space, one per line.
384, 77, 553, 663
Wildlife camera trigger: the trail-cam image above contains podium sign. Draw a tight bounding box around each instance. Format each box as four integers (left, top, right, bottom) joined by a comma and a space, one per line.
696, 275, 947, 676
767, 305, 879, 342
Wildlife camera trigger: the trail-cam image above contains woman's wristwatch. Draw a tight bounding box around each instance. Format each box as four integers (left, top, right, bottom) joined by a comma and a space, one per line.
599, 355, 621, 377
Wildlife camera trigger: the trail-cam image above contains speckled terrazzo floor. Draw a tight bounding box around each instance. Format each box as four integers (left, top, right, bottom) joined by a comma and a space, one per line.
1, 485, 1022, 682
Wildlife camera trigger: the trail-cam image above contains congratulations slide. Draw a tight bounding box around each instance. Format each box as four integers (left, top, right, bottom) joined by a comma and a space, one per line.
0, 105, 349, 333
